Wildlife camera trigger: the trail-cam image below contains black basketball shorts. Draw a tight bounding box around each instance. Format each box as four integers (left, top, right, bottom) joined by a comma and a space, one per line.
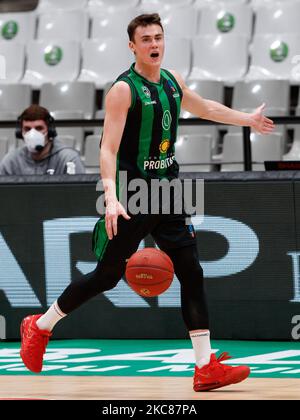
92, 211, 197, 265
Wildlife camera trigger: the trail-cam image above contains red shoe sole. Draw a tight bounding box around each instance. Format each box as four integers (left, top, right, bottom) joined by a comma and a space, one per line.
194, 368, 250, 392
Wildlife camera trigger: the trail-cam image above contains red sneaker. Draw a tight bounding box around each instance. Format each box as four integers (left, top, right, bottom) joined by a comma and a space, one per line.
193, 352, 250, 392
20, 314, 52, 373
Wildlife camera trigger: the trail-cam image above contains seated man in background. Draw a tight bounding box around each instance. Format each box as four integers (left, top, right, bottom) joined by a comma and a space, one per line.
0, 105, 85, 175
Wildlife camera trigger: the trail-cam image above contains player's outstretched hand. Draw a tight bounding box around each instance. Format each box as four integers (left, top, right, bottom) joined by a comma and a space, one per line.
250, 103, 275, 135
105, 199, 131, 240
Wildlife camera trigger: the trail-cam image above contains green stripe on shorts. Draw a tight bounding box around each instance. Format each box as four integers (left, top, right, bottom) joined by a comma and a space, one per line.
92, 217, 109, 261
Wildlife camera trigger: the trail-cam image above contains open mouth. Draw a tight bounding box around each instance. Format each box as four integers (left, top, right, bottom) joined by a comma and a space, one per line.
150, 52, 159, 58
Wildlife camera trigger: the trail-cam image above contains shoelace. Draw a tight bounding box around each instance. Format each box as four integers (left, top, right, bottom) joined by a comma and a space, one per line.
208, 352, 232, 372
216, 352, 232, 363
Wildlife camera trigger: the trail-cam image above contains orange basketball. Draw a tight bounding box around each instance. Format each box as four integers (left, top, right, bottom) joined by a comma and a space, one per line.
125, 248, 174, 297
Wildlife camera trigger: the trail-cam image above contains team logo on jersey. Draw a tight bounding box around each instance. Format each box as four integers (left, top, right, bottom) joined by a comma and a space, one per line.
162, 110, 172, 131
167, 80, 175, 92
142, 86, 151, 98
159, 139, 170, 154
144, 100, 157, 106
168, 80, 180, 98
144, 155, 175, 171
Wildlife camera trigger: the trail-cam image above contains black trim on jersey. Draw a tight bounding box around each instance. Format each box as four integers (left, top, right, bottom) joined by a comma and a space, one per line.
163, 76, 181, 179
116, 69, 136, 109
118, 80, 143, 181
99, 69, 133, 150
146, 81, 163, 171
163, 77, 178, 147
116, 69, 131, 81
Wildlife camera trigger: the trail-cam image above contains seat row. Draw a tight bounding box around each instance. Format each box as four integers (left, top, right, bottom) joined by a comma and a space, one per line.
0, 78, 298, 145
0, 132, 294, 174
1, 76, 299, 164
2, 2, 300, 43
33, 0, 300, 13
0, 78, 297, 119
1, 33, 300, 88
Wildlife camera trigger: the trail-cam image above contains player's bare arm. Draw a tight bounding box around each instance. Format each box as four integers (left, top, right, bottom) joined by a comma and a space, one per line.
170, 70, 275, 135
100, 81, 131, 240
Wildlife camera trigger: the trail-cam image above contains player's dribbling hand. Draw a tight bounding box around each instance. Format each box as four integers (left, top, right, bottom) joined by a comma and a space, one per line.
105, 199, 131, 240
250, 103, 275, 134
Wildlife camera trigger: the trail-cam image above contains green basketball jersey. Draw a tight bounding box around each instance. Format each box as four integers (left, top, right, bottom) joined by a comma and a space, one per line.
113, 63, 183, 182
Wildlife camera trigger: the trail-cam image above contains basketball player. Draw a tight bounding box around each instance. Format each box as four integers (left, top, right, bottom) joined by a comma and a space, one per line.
20, 14, 275, 391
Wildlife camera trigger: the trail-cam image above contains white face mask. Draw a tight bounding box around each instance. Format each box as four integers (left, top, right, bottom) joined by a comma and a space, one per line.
23, 128, 47, 153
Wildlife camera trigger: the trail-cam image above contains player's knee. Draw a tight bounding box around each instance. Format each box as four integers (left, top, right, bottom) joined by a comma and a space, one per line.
193, 262, 204, 279
93, 264, 125, 293
173, 249, 204, 291
181, 263, 204, 285
173, 249, 203, 279
99, 276, 120, 292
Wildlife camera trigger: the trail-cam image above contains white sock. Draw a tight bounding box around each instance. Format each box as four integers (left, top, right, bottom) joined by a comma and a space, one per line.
189, 329, 212, 368
36, 301, 66, 332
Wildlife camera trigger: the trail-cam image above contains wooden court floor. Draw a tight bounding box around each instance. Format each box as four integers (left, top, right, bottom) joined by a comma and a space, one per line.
0, 376, 299, 400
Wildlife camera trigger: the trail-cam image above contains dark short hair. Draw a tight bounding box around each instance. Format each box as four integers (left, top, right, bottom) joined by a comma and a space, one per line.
127, 13, 164, 42
19, 105, 51, 125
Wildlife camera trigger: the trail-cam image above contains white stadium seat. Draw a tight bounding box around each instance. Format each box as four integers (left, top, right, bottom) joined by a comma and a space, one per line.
198, 3, 253, 39
37, 0, 88, 12
251, 0, 300, 11
0, 137, 8, 162
40, 82, 94, 153
179, 80, 224, 153
247, 34, 300, 84
84, 135, 101, 174
190, 35, 249, 85
163, 37, 191, 80
40, 82, 95, 120
181, 80, 224, 119
221, 133, 283, 171
229, 79, 289, 139
195, 0, 248, 9
141, 0, 193, 12
0, 84, 31, 150
50, 110, 84, 153
0, 42, 25, 83
55, 135, 76, 150
0, 112, 17, 152
255, 2, 300, 35
93, 109, 105, 137
40, 81, 94, 153
178, 124, 219, 155
284, 99, 300, 160
175, 134, 214, 172
38, 10, 89, 41
91, 9, 138, 42
161, 7, 199, 38
232, 80, 290, 114
0, 12, 36, 42
88, 0, 140, 14
0, 84, 31, 114
22, 40, 81, 87
79, 38, 133, 88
